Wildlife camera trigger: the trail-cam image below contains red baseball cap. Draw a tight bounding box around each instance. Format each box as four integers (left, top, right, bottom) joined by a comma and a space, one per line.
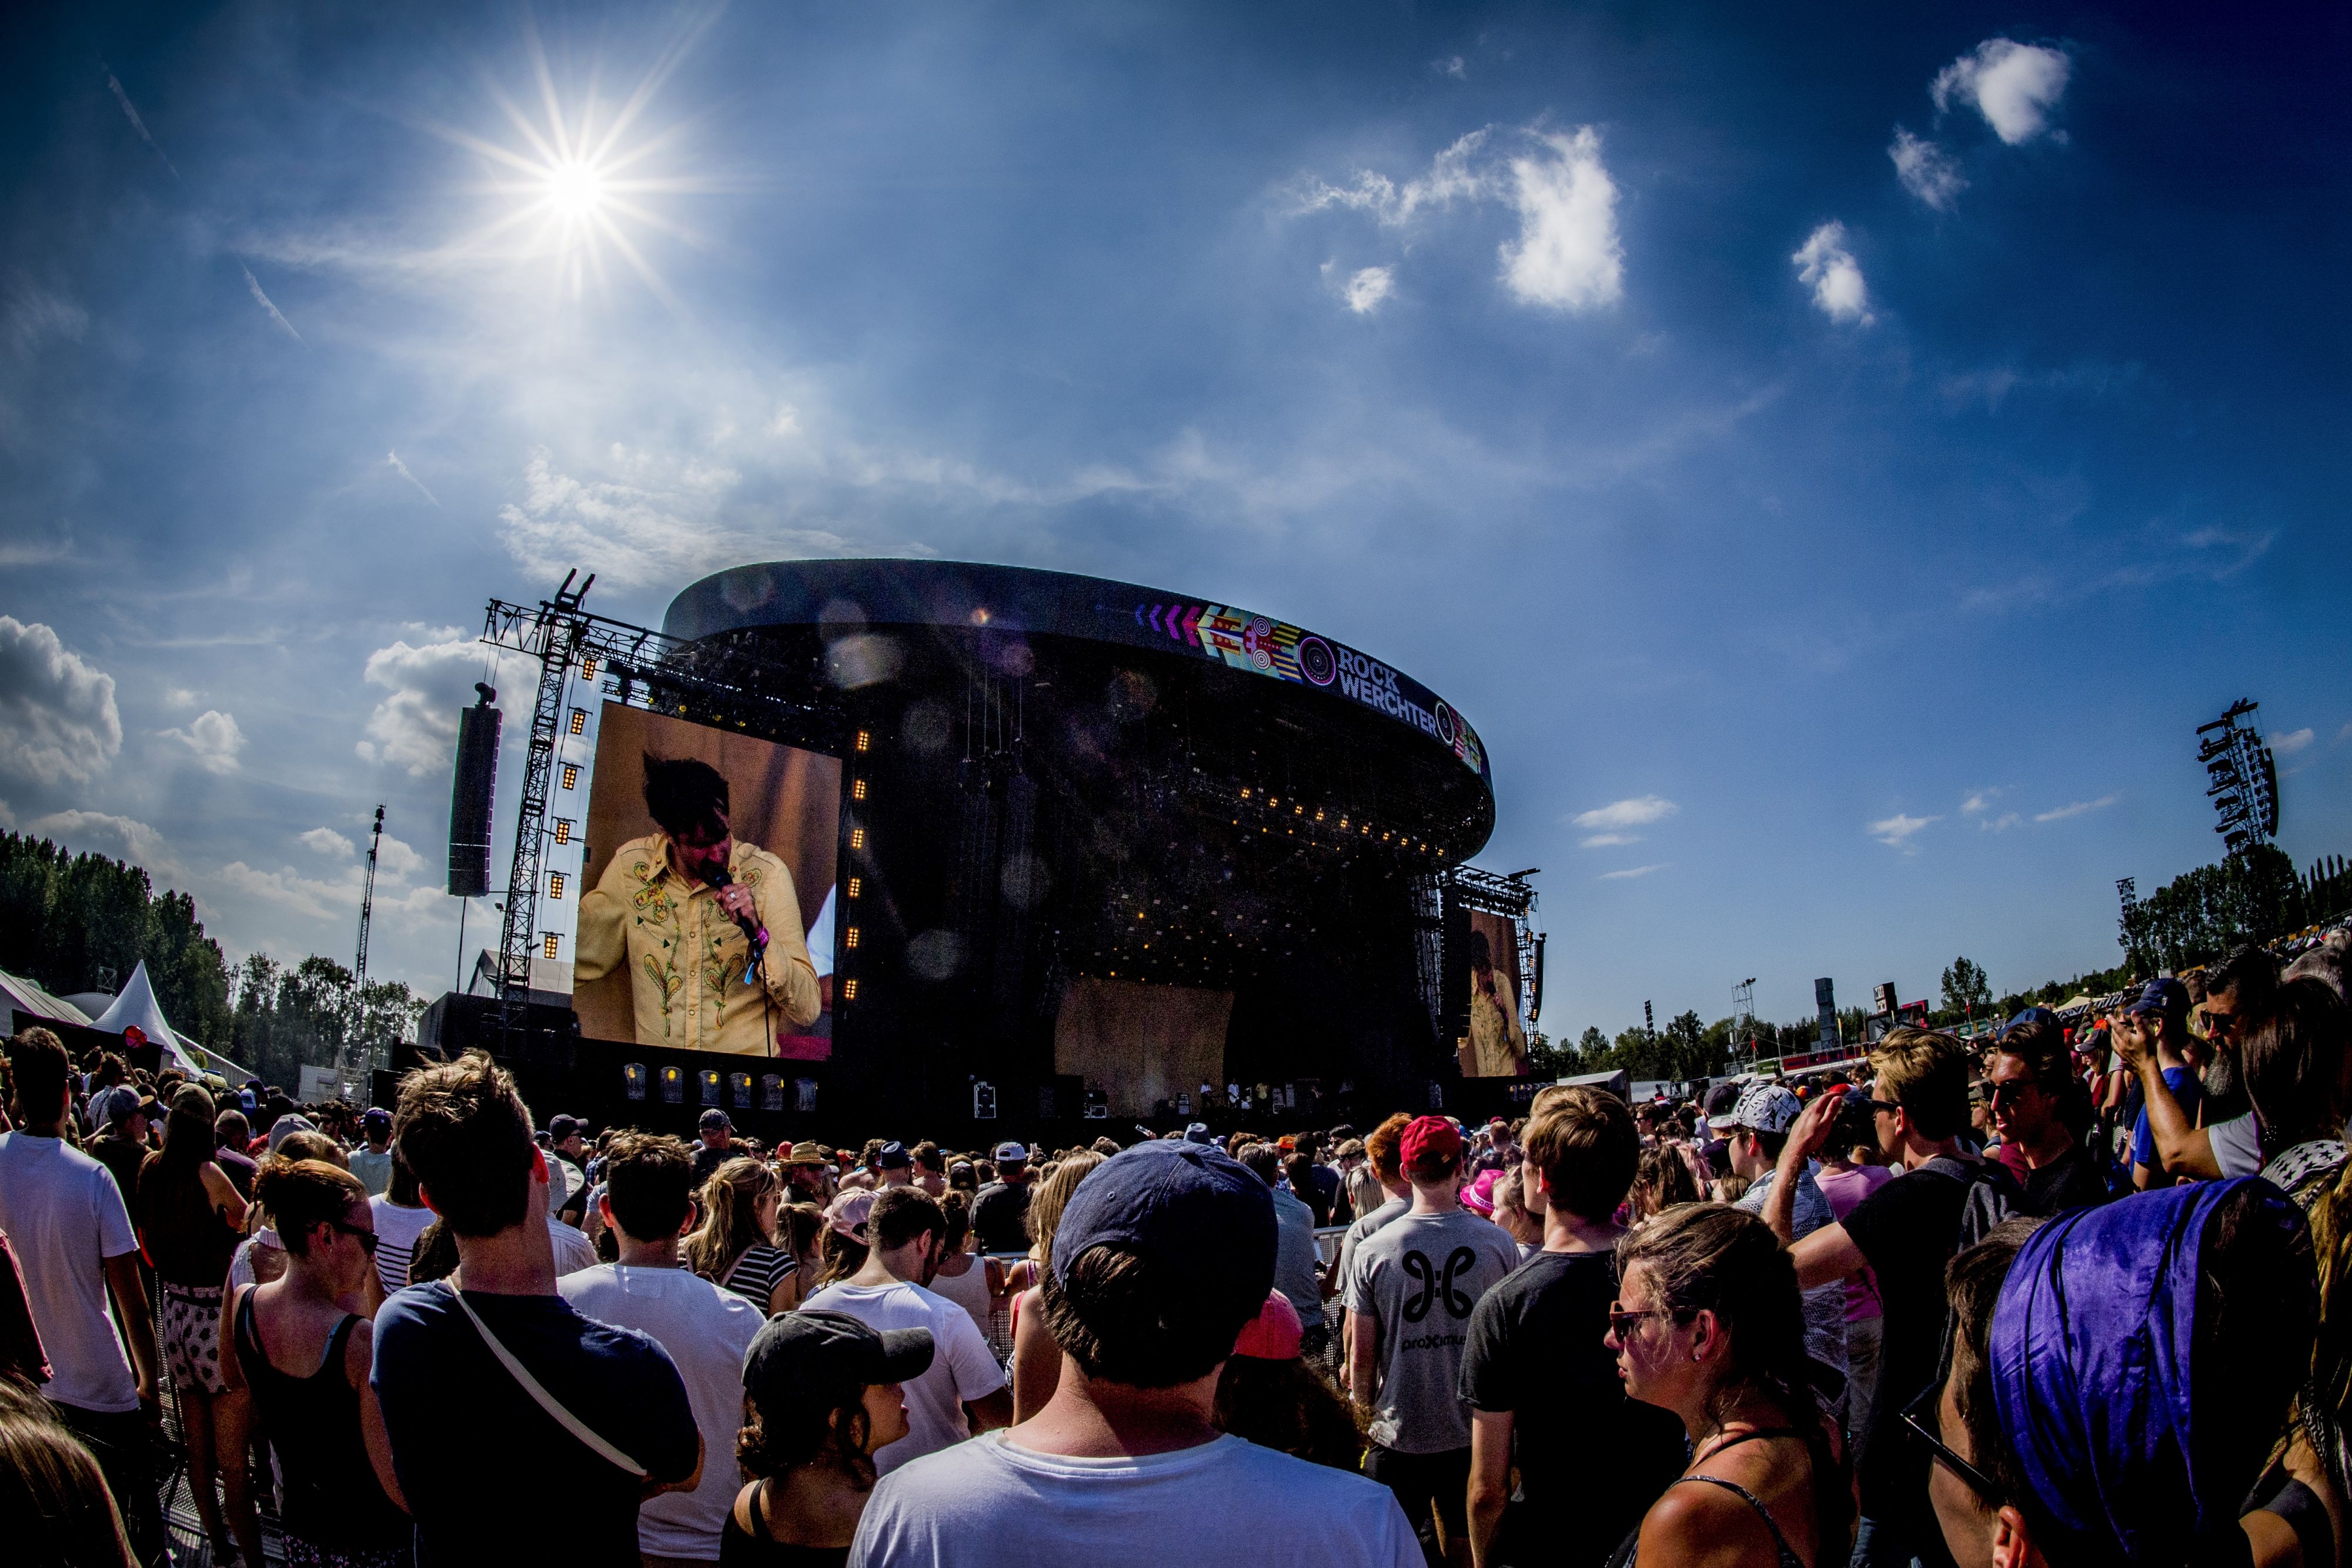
1401, 1115, 1463, 1171
1232, 1291, 1303, 1360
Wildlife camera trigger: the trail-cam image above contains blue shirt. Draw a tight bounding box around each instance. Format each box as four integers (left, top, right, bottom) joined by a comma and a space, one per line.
372, 1282, 700, 1566
2133, 1066, 2204, 1172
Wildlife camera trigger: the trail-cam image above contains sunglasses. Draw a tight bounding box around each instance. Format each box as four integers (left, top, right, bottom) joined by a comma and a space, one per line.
1902, 1329, 2004, 1506
1606, 1301, 1685, 1339
331, 1222, 379, 1255
1986, 1079, 2040, 1108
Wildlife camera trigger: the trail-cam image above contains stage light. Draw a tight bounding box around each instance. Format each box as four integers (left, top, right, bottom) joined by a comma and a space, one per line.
856, 730, 871, 751
730, 1072, 752, 1108
554, 818, 572, 844
569, 708, 587, 735
660, 1066, 683, 1104
699, 1069, 722, 1105
845, 927, 860, 949
543, 934, 560, 959
841, 978, 858, 1001
581, 657, 599, 680
548, 872, 566, 899
850, 828, 866, 849
852, 778, 868, 800
1240, 787, 1250, 798
847, 877, 861, 898
561, 764, 579, 790
623, 1062, 646, 1100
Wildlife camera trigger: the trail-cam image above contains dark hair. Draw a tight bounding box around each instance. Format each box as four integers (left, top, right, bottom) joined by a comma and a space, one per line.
939, 1190, 973, 1252
1468, 929, 1492, 969
391, 1051, 536, 1238
2241, 977, 2350, 1154
913, 1140, 945, 1174
1239, 1144, 1280, 1187
255, 1157, 368, 1256
1994, 1022, 2091, 1134
1282, 1152, 1320, 1205
1524, 1087, 1639, 1221
1214, 1355, 1365, 1470
602, 1132, 697, 1243
216, 1108, 251, 1149
738, 1381, 875, 1491
1631, 1144, 1702, 1216
642, 754, 729, 838
0, 1376, 135, 1566
1619, 1205, 1853, 1551
4, 1029, 69, 1123
158, 1085, 217, 1169
1042, 1242, 1257, 1388
2210, 944, 2283, 1008
868, 1186, 945, 1252
406, 1219, 459, 1286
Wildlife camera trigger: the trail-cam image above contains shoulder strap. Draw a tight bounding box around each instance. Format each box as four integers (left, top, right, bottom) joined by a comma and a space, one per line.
449, 1288, 647, 1477
1671, 1475, 1809, 1568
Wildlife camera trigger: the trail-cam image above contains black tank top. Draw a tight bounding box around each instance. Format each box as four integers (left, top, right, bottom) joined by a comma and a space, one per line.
718, 1481, 853, 1567
232, 1291, 409, 1551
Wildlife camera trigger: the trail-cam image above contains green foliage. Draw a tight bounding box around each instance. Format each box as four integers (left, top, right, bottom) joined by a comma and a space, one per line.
230, 954, 427, 1091
0, 831, 233, 1048
2120, 844, 2307, 973
1940, 956, 1992, 1019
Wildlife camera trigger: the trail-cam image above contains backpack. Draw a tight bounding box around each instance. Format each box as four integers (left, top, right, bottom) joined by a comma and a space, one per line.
1916, 1154, 2027, 1253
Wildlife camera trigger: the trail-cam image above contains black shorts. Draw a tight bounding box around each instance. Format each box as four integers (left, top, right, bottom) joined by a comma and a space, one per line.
1365, 1442, 1471, 1539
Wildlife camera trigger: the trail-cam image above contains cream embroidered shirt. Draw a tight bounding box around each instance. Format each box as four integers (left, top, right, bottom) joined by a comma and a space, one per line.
575, 835, 822, 1054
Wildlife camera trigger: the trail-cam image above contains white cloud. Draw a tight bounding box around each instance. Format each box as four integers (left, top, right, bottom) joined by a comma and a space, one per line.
27, 810, 182, 880
1869, 812, 1940, 849
0, 616, 121, 785
1932, 39, 2072, 146
1287, 130, 1492, 226
2273, 728, 2314, 756
300, 827, 355, 857
1889, 128, 1967, 209
240, 266, 302, 343
5, 276, 88, 360
2034, 794, 2117, 823
356, 631, 483, 777
1792, 223, 1873, 325
1344, 266, 1395, 315
218, 861, 353, 924
387, 451, 440, 506
1599, 864, 1665, 881
376, 833, 426, 881
1498, 128, 1623, 313
103, 66, 179, 180
1984, 811, 2022, 833
1960, 787, 2002, 815
161, 708, 244, 774
1571, 795, 1679, 833
1579, 832, 1638, 848
1435, 56, 1466, 79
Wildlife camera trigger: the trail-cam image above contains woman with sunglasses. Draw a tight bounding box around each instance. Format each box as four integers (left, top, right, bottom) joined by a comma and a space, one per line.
220, 1156, 411, 1568
1602, 1203, 1850, 1568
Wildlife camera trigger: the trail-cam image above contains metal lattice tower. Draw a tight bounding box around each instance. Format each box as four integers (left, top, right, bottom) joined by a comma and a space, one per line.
2196, 700, 2280, 855
338, 804, 385, 1096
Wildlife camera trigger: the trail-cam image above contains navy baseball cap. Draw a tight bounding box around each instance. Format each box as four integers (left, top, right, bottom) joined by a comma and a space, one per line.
743, 1309, 933, 1420
876, 1140, 912, 1170
362, 1106, 392, 1131
1050, 1140, 1274, 1318
2127, 978, 2190, 1019
2001, 1006, 2061, 1039
698, 1108, 731, 1131
1182, 1122, 1214, 1145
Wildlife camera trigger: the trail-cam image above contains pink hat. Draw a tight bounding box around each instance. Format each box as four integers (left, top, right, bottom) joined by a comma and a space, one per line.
1232, 1291, 1302, 1360
1461, 1168, 1504, 1216
823, 1188, 876, 1241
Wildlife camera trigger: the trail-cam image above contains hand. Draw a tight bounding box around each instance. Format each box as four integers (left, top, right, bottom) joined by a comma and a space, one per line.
136, 1369, 159, 1413
715, 883, 756, 922
1782, 1091, 1842, 1171
2112, 1014, 2151, 1074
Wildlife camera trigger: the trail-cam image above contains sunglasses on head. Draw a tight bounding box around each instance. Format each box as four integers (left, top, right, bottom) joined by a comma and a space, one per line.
1902, 1323, 2004, 1507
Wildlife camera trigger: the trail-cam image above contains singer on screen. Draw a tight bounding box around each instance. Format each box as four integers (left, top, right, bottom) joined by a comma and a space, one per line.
575, 754, 822, 1053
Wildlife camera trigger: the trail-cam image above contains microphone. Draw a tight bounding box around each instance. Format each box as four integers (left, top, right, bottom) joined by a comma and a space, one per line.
706, 864, 769, 981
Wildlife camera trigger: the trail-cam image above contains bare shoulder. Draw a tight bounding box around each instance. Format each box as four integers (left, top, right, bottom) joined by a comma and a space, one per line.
1641, 1478, 1780, 1568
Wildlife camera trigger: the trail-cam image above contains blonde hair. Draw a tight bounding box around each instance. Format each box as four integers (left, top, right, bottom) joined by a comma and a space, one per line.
1024, 1149, 1107, 1265
684, 1156, 779, 1281
1866, 1027, 1970, 1141
1346, 1162, 1387, 1220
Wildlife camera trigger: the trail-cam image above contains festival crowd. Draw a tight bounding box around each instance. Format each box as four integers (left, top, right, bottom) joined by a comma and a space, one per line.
2, 934, 2350, 1568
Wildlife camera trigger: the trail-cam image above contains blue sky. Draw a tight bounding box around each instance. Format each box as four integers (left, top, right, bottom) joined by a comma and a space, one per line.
2, 1, 2347, 1038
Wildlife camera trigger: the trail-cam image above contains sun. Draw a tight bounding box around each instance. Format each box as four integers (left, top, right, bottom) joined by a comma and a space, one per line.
545, 159, 607, 221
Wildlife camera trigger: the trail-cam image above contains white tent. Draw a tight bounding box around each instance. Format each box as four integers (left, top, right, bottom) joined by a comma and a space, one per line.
92, 961, 204, 1076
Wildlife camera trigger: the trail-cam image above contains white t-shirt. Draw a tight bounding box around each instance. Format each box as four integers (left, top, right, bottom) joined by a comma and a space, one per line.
849, 1430, 1419, 1568
0, 1132, 142, 1413
560, 1262, 763, 1560
2209, 1112, 2262, 1179
549, 1215, 598, 1277
370, 1197, 434, 1293
800, 1279, 1006, 1474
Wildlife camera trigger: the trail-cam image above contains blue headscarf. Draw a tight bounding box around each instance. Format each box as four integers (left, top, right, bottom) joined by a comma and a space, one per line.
1987, 1179, 2311, 1566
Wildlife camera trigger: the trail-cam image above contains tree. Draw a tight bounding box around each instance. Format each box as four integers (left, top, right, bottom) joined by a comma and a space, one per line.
0, 831, 234, 1048
1941, 957, 1992, 1021
2121, 844, 2307, 973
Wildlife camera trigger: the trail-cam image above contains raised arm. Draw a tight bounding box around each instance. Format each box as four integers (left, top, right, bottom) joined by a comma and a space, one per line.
2115, 1015, 2219, 1181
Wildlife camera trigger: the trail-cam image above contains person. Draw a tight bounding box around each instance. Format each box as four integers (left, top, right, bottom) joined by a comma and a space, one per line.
1766, 1027, 2022, 1568
924, 1192, 1001, 1354
349, 1106, 396, 1196
1630, 1143, 1703, 1222
727, 1310, 934, 1566
373, 1050, 703, 1564
564, 1132, 766, 1566
369, 1153, 435, 1298
816, 1189, 876, 1286
1347, 1159, 1391, 1221
1489, 1161, 1543, 1258
1808, 1095, 1889, 1445
0, 1375, 139, 1567
1329, 1112, 1414, 1303
801, 1186, 1011, 1474
784, 1141, 836, 1205
546, 1112, 590, 1204
2239, 976, 2352, 1206
1984, 1019, 2112, 1216
0, 1028, 170, 1565
575, 754, 822, 1054
1462, 1088, 1687, 1568
135, 1083, 260, 1563
911, 1142, 948, 1199
2110, 978, 2204, 1188
85, 1084, 152, 1208
1214, 1290, 1363, 1469
689, 1156, 801, 1316
221, 1156, 410, 1568
693, 1110, 739, 1183
1461, 930, 1526, 1078
1286, 1149, 1335, 1226
1242, 1143, 1325, 1348
1715, 1082, 1849, 1407
873, 1142, 914, 1189
1345, 1115, 1521, 1567
1923, 1182, 2325, 1568
846, 1138, 1419, 1567
967, 1141, 1034, 1254
213, 1105, 260, 1199
1603, 1204, 1852, 1568
2128, 946, 2285, 1184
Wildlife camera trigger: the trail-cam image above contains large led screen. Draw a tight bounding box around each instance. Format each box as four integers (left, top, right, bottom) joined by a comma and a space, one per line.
574, 704, 841, 1058
1457, 910, 1528, 1077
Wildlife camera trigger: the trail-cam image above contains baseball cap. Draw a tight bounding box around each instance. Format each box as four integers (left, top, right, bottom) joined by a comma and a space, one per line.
697, 1108, 732, 1131
1232, 1292, 1303, 1362
265, 1113, 317, 1154
89, 1085, 141, 1128
1182, 1122, 1214, 1145
1399, 1115, 1463, 1172
362, 1107, 392, 1132
1703, 1081, 1745, 1132
1728, 1082, 1802, 1135
2002, 1005, 2062, 1039
2127, 978, 2190, 1019
1050, 1140, 1275, 1320
993, 1140, 1028, 1164
548, 1114, 585, 1141
823, 1188, 876, 1240
876, 1140, 912, 1171
787, 1140, 833, 1165
742, 1309, 934, 1422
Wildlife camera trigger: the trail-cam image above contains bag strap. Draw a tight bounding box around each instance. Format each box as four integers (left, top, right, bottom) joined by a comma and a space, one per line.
448, 1288, 647, 1477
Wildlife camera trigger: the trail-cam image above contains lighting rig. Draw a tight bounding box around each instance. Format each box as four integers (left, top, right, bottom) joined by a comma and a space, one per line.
2195, 700, 2280, 855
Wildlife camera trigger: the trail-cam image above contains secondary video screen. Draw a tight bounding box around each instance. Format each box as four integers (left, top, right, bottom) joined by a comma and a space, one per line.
574, 704, 841, 1059
1458, 910, 1528, 1077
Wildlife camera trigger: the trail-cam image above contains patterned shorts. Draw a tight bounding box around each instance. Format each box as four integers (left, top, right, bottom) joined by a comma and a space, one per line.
283, 1537, 410, 1568
160, 1282, 227, 1395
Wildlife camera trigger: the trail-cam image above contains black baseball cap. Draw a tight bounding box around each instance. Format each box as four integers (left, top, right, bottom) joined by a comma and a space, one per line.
877, 1140, 912, 1170
743, 1310, 934, 1420
698, 1108, 732, 1131
1050, 1139, 1274, 1320
548, 1114, 586, 1141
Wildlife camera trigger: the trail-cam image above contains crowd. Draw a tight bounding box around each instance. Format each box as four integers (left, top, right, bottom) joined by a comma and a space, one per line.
2, 931, 2349, 1568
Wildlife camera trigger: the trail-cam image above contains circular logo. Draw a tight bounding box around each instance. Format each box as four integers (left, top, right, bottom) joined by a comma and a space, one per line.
1433, 701, 1457, 744
1297, 636, 1336, 686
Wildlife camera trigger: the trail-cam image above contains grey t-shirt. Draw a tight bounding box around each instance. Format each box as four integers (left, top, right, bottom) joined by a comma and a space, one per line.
1332, 1194, 1407, 1286
1343, 1208, 1520, 1453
